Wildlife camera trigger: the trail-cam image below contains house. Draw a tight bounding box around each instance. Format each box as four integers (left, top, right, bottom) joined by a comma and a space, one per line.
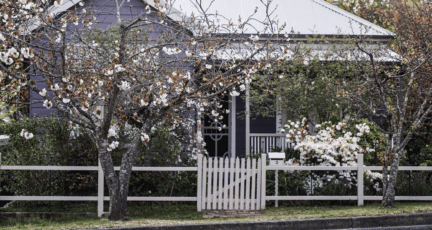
26, 0, 395, 158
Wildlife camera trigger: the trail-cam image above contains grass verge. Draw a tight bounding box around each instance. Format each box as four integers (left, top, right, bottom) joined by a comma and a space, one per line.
1, 202, 432, 230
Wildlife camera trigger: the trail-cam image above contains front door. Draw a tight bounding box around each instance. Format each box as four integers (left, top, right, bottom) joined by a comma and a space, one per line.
202, 95, 230, 158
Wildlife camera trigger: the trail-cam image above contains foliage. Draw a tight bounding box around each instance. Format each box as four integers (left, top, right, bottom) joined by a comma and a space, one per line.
247, 57, 357, 125
329, 0, 393, 31
0, 115, 99, 196
0, 116, 197, 200
0, 0, 294, 219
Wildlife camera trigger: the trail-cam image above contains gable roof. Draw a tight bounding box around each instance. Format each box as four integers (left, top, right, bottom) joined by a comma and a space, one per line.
170, 0, 394, 37
51, 0, 393, 38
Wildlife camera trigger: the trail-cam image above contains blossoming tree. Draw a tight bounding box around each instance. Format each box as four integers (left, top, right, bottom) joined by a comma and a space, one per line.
0, 0, 291, 220
342, 0, 432, 207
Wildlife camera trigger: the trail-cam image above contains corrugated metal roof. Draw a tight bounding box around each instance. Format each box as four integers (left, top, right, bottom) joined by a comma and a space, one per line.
170, 0, 393, 36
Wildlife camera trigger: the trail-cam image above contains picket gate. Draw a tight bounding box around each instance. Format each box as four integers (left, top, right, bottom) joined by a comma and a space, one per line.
196, 154, 266, 211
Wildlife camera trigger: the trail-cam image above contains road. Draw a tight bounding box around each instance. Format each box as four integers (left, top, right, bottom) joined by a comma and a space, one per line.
351, 225, 432, 230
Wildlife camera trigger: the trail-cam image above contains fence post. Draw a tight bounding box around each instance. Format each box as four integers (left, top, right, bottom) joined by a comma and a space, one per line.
261, 154, 266, 209
357, 153, 364, 206
275, 169, 278, 207
197, 154, 203, 211
98, 158, 104, 217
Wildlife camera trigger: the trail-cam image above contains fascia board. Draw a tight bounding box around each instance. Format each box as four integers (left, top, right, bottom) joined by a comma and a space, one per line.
313, 0, 395, 36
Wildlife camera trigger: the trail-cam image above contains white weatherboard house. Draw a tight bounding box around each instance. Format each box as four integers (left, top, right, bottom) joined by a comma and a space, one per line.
28, 0, 395, 158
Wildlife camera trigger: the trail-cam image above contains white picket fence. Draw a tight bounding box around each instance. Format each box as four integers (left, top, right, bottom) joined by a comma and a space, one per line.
2, 152, 432, 217
197, 154, 266, 211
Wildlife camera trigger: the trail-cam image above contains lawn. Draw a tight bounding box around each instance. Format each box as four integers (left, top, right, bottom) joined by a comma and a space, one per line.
1, 202, 432, 230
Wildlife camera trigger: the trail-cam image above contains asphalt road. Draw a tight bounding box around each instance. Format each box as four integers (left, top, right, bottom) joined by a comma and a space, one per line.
351, 225, 432, 230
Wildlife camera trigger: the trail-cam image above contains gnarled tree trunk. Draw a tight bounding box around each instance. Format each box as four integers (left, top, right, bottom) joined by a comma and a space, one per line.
98, 136, 141, 220
381, 151, 401, 208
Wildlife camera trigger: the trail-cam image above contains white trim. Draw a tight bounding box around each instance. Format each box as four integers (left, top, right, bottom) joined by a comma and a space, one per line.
267, 195, 432, 201
364, 166, 432, 171
0, 196, 197, 201
267, 166, 357, 171
0, 166, 198, 171
230, 96, 236, 158
267, 196, 357, 200
357, 154, 364, 206
276, 96, 282, 134
97, 159, 104, 217
246, 83, 250, 156
250, 133, 285, 137
146, 0, 184, 23
364, 196, 432, 201
0, 196, 99, 201
22, 0, 82, 34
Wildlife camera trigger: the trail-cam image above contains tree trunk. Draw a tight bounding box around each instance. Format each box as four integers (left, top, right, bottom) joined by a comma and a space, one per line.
98, 136, 142, 220
107, 183, 129, 220
381, 152, 401, 208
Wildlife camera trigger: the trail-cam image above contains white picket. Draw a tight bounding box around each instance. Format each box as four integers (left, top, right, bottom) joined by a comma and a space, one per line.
261, 154, 266, 209
207, 158, 212, 210
212, 158, 217, 209
229, 158, 235, 210
202, 156, 207, 210
245, 158, 251, 210
199, 155, 264, 211
224, 157, 229, 209
217, 158, 224, 210
240, 158, 245, 210
235, 157, 240, 210
197, 154, 203, 211
251, 158, 257, 211
257, 157, 262, 210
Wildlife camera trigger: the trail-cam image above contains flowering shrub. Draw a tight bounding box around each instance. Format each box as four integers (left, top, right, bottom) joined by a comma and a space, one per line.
282, 118, 384, 194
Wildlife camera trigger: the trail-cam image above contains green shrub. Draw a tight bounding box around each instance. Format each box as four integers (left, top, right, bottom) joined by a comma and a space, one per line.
0, 115, 99, 197
0, 115, 197, 208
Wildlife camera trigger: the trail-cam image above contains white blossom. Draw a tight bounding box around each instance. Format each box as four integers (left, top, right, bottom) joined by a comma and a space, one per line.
21, 47, 34, 58
39, 88, 47, 97
115, 64, 125, 72
20, 129, 34, 140
43, 100, 52, 109
230, 91, 240, 96
140, 99, 148, 107
50, 84, 60, 91
118, 81, 131, 90
249, 35, 259, 42
141, 133, 150, 142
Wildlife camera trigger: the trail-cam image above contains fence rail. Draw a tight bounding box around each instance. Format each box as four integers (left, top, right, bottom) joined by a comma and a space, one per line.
2, 152, 432, 217
266, 154, 432, 206
0, 153, 198, 217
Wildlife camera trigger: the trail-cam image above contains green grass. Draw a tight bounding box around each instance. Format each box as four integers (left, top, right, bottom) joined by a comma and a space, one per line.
1, 202, 432, 230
